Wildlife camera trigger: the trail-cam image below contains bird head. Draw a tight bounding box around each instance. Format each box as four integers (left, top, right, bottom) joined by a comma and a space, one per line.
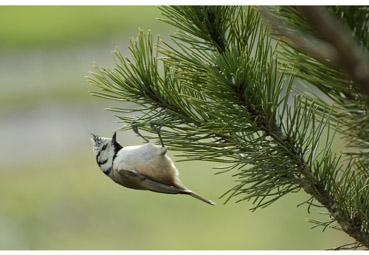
91, 132, 122, 174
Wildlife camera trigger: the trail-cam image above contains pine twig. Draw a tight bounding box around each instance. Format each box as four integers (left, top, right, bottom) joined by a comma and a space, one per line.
260, 6, 369, 102
89, 6, 369, 249
297, 7, 369, 100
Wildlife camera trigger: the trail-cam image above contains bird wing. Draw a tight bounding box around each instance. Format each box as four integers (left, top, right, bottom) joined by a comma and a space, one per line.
118, 169, 185, 194
115, 151, 183, 188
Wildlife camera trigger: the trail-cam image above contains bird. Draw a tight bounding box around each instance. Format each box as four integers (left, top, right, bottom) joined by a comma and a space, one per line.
91, 123, 215, 205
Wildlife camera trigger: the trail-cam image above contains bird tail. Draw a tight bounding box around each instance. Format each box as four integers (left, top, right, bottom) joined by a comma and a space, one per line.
186, 190, 216, 205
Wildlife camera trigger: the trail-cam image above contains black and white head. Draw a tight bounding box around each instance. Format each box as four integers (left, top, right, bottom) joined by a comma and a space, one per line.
91, 132, 122, 175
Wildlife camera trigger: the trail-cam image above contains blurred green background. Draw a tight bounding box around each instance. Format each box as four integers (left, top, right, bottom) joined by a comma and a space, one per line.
0, 6, 352, 249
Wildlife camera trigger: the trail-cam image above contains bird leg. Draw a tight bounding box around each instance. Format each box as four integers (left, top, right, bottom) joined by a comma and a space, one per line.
131, 122, 149, 143
150, 121, 167, 155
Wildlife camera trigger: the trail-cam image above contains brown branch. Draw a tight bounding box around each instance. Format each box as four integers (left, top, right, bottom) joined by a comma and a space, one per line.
261, 6, 369, 101
296, 7, 369, 101
288, 6, 369, 99
258, 6, 369, 248
258, 7, 338, 63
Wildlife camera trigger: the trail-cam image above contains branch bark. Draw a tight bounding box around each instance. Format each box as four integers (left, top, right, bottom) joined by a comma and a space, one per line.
297, 6, 369, 101
260, 6, 369, 102
259, 6, 369, 248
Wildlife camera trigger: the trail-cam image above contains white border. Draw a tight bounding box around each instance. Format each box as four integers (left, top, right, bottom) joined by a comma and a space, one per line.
0, 1, 366, 254
0, 251, 366, 254
0, 0, 368, 6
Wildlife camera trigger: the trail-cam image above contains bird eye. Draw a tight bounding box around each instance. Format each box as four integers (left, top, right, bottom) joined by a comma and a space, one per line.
101, 144, 108, 150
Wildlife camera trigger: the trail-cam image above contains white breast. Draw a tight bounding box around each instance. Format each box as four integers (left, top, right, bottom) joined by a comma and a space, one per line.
115, 142, 156, 162
112, 142, 183, 188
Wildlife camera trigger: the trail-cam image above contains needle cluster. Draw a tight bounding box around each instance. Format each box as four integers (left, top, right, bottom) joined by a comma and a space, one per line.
88, 6, 369, 248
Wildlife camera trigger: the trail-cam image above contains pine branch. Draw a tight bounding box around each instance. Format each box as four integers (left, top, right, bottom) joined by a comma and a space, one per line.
261, 6, 369, 177
88, 6, 369, 248
259, 6, 369, 247
297, 7, 369, 100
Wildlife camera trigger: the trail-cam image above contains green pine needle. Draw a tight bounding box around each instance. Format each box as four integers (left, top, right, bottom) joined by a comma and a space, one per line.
88, 6, 369, 249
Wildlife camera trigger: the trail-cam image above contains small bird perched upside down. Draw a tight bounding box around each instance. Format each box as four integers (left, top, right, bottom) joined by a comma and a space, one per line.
91, 123, 215, 205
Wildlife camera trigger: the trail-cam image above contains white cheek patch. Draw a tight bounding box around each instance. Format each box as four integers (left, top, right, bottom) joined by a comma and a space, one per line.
97, 144, 115, 168
98, 158, 108, 166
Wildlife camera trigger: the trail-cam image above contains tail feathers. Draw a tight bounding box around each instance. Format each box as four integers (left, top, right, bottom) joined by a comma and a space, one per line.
186, 190, 216, 205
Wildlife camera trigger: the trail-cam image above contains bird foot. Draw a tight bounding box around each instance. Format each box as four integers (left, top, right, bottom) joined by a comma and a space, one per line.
150, 121, 165, 148
131, 122, 149, 143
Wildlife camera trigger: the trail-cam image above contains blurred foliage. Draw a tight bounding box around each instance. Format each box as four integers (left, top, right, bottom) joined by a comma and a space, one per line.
0, 6, 168, 50
0, 153, 350, 249
0, 6, 171, 111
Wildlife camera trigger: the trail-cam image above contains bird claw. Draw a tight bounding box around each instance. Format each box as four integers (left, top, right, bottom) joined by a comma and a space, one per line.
131, 122, 149, 143
150, 121, 164, 134
150, 121, 165, 148
131, 122, 139, 133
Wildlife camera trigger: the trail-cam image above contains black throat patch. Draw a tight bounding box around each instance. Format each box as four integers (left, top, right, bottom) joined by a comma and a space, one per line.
104, 167, 112, 176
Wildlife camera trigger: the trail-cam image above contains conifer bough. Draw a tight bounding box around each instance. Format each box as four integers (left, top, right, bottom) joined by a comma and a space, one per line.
89, 6, 369, 249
